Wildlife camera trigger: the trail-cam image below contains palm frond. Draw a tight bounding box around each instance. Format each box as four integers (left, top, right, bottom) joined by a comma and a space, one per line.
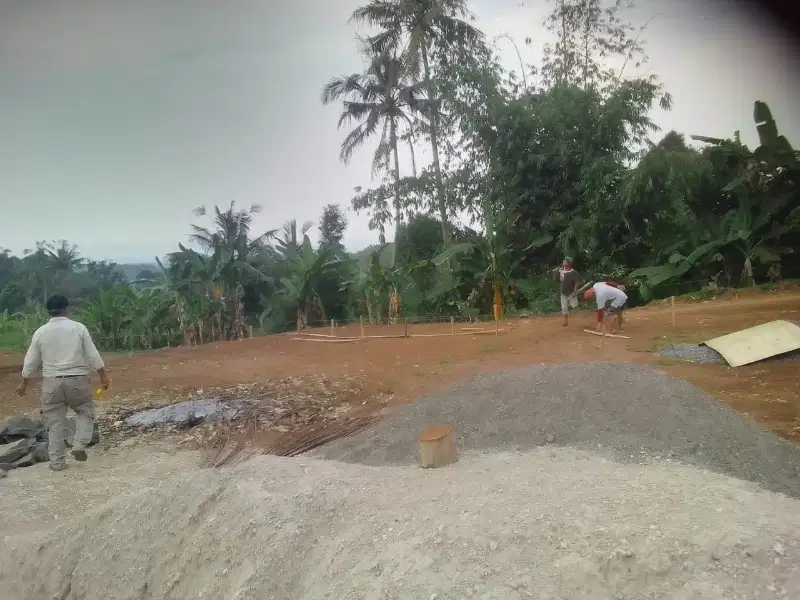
338, 101, 380, 129
322, 74, 367, 104
340, 114, 382, 163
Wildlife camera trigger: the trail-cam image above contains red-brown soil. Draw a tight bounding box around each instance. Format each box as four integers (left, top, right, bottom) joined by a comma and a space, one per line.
1, 289, 798, 442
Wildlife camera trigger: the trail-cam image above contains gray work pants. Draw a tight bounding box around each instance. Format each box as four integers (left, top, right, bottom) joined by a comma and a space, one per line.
40, 376, 95, 467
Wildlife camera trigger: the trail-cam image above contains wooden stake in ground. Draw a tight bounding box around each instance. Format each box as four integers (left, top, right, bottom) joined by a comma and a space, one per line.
451, 316, 455, 336
405, 318, 409, 338
671, 295, 676, 328
330, 319, 335, 337
360, 315, 365, 339
418, 425, 458, 468
495, 316, 499, 336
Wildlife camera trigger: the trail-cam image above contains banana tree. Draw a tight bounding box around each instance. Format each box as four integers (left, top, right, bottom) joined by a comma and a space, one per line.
342, 245, 392, 325
429, 199, 553, 319
279, 241, 343, 331
630, 187, 794, 294
79, 288, 134, 350
154, 253, 196, 345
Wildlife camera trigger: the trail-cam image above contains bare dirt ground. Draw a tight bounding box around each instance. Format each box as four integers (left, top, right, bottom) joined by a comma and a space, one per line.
1, 288, 799, 442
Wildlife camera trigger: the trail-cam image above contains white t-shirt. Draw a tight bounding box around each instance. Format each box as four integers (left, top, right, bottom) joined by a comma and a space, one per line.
22, 317, 105, 378
592, 282, 627, 310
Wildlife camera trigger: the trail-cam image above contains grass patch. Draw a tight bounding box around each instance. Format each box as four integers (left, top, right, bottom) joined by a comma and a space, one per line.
0, 330, 28, 353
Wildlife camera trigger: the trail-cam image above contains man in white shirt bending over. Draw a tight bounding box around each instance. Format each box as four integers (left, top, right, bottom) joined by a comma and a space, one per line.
15, 295, 109, 471
586, 282, 628, 334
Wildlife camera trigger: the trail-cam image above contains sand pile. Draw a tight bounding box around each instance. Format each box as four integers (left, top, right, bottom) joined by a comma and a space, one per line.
1, 444, 799, 600
313, 363, 800, 497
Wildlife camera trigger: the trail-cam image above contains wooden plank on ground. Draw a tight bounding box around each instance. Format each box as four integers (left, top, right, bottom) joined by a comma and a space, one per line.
583, 329, 630, 339
292, 337, 359, 343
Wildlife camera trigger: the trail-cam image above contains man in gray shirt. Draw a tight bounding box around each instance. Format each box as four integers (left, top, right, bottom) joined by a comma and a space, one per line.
15, 295, 109, 471
552, 257, 580, 327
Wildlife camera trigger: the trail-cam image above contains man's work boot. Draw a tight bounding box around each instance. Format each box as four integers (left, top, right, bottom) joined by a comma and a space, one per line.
71, 449, 87, 462
562, 316, 568, 327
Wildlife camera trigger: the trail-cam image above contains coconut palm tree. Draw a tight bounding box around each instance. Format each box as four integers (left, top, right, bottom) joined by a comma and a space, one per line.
20, 240, 83, 299
185, 202, 275, 339
322, 49, 426, 267
22, 242, 53, 303
190, 201, 276, 262
48, 240, 83, 294
351, 0, 485, 246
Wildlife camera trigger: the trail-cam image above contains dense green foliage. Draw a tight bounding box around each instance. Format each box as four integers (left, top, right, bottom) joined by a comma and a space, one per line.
2, 0, 798, 352
336, 0, 799, 307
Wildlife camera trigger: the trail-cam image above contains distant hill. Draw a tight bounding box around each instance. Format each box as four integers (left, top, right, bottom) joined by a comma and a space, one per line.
114, 263, 158, 282
352, 244, 393, 268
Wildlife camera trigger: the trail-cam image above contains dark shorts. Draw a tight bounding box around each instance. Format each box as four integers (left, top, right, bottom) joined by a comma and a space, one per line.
604, 300, 626, 315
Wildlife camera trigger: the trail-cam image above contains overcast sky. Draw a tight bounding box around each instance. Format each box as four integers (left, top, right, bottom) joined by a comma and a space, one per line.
1, 0, 798, 263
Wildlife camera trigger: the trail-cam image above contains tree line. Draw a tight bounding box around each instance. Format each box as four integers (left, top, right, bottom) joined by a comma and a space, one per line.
2, 0, 798, 351
329, 0, 798, 312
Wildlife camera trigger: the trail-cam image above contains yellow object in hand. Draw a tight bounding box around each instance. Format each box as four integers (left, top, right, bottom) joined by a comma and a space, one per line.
95, 388, 106, 401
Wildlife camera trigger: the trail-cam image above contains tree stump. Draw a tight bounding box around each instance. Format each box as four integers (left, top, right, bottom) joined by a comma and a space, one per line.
418, 425, 458, 468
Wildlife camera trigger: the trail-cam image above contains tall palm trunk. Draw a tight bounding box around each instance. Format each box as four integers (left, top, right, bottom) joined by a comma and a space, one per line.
407, 136, 417, 177
421, 44, 450, 247
390, 117, 402, 268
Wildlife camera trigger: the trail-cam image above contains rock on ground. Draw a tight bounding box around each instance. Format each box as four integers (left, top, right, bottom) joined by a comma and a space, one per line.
313, 363, 800, 498
0, 445, 799, 600
0, 438, 35, 464
30, 443, 48, 464
0, 414, 100, 471
0, 416, 45, 442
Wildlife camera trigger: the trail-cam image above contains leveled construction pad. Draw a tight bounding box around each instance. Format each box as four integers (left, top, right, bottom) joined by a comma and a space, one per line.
1, 445, 799, 600
313, 363, 800, 498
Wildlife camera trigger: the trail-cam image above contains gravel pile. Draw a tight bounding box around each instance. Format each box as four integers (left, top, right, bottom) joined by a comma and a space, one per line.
313, 363, 800, 498
657, 344, 727, 364
658, 343, 800, 365
1, 445, 799, 600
